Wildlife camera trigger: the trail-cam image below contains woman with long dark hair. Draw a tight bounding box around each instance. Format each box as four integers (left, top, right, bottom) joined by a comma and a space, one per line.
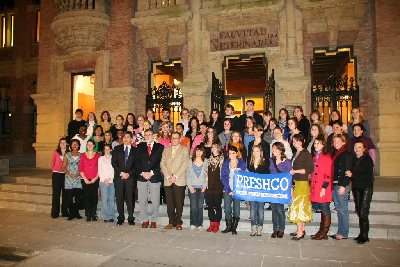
347, 140, 374, 244
209, 109, 223, 134
50, 137, 70, 218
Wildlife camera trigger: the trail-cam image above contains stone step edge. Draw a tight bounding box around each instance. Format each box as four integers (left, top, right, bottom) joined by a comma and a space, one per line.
0, 189, 52, 196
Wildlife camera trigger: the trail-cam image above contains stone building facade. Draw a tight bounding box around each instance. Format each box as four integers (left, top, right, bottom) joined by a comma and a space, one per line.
28, 0, 400, 176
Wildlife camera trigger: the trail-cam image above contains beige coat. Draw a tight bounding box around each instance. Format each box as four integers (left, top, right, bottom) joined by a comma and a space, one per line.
160, 145, 190, 187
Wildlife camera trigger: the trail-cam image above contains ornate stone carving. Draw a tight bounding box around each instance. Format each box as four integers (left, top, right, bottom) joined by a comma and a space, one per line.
51, 10, 110, 55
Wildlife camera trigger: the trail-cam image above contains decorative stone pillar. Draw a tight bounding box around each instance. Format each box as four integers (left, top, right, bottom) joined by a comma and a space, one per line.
374, 72, 400, 177
180, 0, 209, 113
284, 0, 299, 68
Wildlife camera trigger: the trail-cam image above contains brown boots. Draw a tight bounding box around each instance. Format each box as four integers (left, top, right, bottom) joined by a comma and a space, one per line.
312, 213, 331, 240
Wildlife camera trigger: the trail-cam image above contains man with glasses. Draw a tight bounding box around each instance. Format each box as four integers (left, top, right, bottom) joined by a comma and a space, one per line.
160, 131, 189, 230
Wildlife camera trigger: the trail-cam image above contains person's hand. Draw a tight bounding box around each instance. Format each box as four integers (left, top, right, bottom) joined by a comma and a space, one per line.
338, 186, 346, 195
229, 192, 233, 196
345, 170, 352, 177
84, 179, 90, 184
169, 176, 176, 184
235, 168, 241, 171
320, 188, 326, 198
201, 187, 206, 193
290, 169, 296, 175
190, 188, 196, 193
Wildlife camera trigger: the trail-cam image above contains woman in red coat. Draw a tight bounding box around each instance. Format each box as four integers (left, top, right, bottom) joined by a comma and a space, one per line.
310, 136, 333, 240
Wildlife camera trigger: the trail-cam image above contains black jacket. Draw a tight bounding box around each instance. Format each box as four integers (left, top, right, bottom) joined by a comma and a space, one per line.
238, 112, 264, 131
67, 119, 86, 142
333, 151, 353, 187
298, 116, 310, 138
135, 142, 164, 183
351, 154, 374, 189
111, 144, 137, 179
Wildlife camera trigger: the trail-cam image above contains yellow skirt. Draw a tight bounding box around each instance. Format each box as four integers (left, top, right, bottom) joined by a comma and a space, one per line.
287, 181, 313, 223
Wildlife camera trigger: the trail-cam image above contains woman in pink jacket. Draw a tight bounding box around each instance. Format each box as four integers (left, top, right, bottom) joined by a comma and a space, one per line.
310, 136, 333, 240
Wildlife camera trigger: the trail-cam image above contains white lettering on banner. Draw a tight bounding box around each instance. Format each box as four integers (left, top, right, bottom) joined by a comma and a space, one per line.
235, 174, 289, 193
235, 190, 288, 199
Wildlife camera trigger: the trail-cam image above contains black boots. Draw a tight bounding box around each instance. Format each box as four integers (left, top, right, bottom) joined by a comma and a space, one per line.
231, 217, 240, 235
221, 219, 232, 233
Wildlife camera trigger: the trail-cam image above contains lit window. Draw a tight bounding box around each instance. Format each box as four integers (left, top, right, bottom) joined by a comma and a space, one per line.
36, 11, 40, 43
0, 13, 14, 48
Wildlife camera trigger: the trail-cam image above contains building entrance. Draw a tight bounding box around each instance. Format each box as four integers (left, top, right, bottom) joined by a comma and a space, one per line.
223, 54, 268, 115
71, 72, 95, 119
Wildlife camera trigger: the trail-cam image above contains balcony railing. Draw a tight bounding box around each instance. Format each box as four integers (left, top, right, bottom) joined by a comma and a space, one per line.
55, 0, 110, 15
137, 0, 188, 11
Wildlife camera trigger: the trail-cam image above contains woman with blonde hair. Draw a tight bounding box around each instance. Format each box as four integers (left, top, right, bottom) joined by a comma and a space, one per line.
157, 121, 172, 148
348, 107, 370, 139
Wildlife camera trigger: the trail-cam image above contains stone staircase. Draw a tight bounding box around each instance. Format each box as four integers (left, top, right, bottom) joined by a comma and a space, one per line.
0, 168, 399, 239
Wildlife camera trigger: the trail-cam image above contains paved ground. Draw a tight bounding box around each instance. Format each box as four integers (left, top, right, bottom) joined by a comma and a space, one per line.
0, 209, 399, 267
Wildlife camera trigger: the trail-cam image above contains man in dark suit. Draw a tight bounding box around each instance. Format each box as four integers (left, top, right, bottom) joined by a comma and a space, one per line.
237, 100, 264, 130
136, 128, 164, 229
111, 131, 137, 225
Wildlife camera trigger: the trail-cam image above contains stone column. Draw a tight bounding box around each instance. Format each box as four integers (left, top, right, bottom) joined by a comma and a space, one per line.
180, 0, 209, 113
284, 0, 299, 68
374, 72, 400, 177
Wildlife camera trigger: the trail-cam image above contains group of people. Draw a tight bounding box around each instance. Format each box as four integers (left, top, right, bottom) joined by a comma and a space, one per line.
50, 101, 375, 244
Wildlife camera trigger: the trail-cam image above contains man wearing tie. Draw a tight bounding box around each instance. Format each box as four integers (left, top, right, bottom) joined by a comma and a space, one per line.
136, 128, 164, 228
111, 131, 137, 225
160, 131, 189, 230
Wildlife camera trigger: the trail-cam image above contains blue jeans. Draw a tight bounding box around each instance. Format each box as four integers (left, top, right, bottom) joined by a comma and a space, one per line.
250, 201, 265, 228
313, 202, 331, 216
270, 203, 285, 231
223, 192, 240, 221
189, 188, 204, 227
100, 182, 115, 220
332, 185, 350, 237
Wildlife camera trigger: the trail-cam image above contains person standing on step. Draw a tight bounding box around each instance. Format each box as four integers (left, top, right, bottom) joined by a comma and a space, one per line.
50, 137, 70, 218
221, 146, 247, 235
347, 140, 374, 244
79, 139, 101, 222
62, 139, 83, 220
136, 128, 164, 229
67, 108, 86, 143
186, 145, 208, 231
160, 131, 189, 230
205, 142, 224, 233
248, 145, 269, 237
98, 144, 115, 223
112, 131, 137, 226
310, 136, 333, 240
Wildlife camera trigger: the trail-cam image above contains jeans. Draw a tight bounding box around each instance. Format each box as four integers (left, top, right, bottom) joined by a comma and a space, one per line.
270, 203, 285, 231
189, 188, 204, 227
250, 201, 265, 228
137, 181, 161, 223
223, 192, 240, 221
313, 202, 331, 216
332, 185, 350, 237
100, 182, 115, 220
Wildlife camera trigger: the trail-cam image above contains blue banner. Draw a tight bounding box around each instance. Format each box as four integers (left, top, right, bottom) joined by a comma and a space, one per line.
232, 170, 292, 204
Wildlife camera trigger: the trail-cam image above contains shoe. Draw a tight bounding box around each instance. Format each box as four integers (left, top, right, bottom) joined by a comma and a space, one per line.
312, 214, 330, 240
197, 226, 204, 231
256, 228, 262, 236
266, 205, 271, 211
109, 219, 114, 223
128, 220, 135, 226
86, 217, 92, 222
330, 234, 347, 240
250, 231, 257, 237
245, 217, 251, 222
204, 205, 209, 210
357, 237, 369, 244
292, 234, 305, 241
117, 220, 124, 225
207, 222, 215, 232
165, 224, 173, 229
150, 222, 157, 228
271, 231, 278, 238
67, 216, 74, 220
91, 216, 97, 221
277, 231, 284, 238
176, 224, 183, 230
51, 215, 59, 219
104, 220, 108, 223
142, 221, 149, 228
354, 235, 361, 241
290, 231, 305, 237
61, 213, 69, 218
231, 217, 239, 235
221, 219, 232, 234
190, 225, 197, 231
75, 214, 83, 219
212, 222, 220, 233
